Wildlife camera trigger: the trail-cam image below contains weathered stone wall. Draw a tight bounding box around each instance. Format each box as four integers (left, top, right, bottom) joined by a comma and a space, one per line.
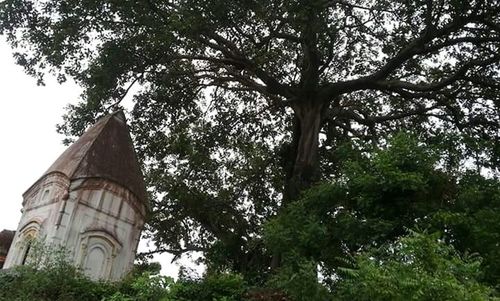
3, 173, 145, 281
63, 178, 145, 280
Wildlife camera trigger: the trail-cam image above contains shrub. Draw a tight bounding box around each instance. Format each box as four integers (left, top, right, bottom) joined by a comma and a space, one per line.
164, 273, 247, 301
334, 231, 499, 301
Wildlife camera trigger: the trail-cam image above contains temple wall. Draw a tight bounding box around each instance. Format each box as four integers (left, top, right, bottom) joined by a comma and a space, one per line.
3, 173, 69, 268
3, 175, 145, 281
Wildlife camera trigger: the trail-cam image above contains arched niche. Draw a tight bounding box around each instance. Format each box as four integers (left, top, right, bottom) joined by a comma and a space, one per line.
76, 230, 121, 280
16, 221, 41, 265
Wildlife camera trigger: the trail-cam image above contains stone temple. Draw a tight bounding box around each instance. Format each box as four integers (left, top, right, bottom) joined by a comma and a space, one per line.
2, 111, 148, 281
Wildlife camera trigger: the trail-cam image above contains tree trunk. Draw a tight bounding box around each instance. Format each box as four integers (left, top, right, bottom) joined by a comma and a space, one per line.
271, 99, 327, 270
283, 99, 326, 204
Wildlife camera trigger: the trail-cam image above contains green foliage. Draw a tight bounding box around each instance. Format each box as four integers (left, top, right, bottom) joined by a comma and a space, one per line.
267, 257, 330, 301
0, 262, 250, 301
132, 261, 163, 276
265, 133, 500, 300
0, 240, 115, 301
0, 243, 248, 301
334, 231, 499, 301
0, 241, 170, 301
112, 272, 173, 301
165, 273, 247, 301
266, 133, 450, 272
18, 239, 71, 270
430, 173, 500, 285
0, 264, 116, 301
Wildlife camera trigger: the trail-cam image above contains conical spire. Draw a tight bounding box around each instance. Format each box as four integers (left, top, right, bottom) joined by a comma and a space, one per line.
44, 111, 147, 204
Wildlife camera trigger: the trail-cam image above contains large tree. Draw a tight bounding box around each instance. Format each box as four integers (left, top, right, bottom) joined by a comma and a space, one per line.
1, 0, 499, 274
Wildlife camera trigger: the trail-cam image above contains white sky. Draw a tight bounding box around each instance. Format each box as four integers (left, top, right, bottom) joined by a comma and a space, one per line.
0, 38, 201, 278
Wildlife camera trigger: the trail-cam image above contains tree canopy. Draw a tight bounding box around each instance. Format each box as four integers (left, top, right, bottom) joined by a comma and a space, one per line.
1, 0, 499, 278
265, 133, 500, 293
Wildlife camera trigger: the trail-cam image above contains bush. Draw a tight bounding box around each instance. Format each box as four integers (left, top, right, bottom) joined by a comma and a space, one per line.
0, 250, 247, 301
0, 264, 116, 301
0, 241, 172, 301
164, 273, 247, 301
334, 231, 499, 301
0, 241, 116, 301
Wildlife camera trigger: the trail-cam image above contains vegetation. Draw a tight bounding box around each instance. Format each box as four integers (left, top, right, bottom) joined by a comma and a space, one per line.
333, 231, 498, 301
2, 231, 497, 301
263, 133, 500, 300
1, 0, 500, 300
1, 134, 499, 300
0, 262, 239, 301
0, 243, 243, 301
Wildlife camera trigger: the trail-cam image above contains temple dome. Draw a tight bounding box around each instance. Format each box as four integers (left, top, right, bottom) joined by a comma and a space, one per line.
43, 111, 148, 205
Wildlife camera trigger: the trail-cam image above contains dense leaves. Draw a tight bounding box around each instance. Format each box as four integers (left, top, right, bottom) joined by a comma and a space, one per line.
265, 133, 500, 299
0, 251, 248, 301
0, 244, 171, 301
431, 173, 500, 285
266, 134, 450, 270
334, 232, 498, 301
166, 273, 247, 301
0, 265, 117, 301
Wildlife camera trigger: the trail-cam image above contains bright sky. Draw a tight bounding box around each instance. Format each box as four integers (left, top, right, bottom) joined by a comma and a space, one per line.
0, 38, 200, 278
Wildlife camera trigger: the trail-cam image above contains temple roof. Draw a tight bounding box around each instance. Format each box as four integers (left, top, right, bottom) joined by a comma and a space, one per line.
43, 111, 148, 205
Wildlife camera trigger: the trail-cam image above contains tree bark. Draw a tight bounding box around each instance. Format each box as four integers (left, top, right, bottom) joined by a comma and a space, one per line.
283, 99, 327, 204
271, 99, 327, 270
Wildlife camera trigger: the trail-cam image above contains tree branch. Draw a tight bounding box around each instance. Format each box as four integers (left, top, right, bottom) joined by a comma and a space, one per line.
373, 55, 500, 93
198, 32, 293, 98
324, 16, 469, 97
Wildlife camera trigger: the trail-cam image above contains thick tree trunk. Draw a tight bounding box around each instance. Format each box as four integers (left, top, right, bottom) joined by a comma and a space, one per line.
283, 100, 326, 204
271, 99, 327, 270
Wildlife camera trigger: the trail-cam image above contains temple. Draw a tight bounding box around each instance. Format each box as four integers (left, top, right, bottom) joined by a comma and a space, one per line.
2, 111, 148, 280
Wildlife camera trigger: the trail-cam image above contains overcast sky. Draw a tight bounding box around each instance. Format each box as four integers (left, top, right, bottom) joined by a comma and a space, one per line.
0, 38, 199, 278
